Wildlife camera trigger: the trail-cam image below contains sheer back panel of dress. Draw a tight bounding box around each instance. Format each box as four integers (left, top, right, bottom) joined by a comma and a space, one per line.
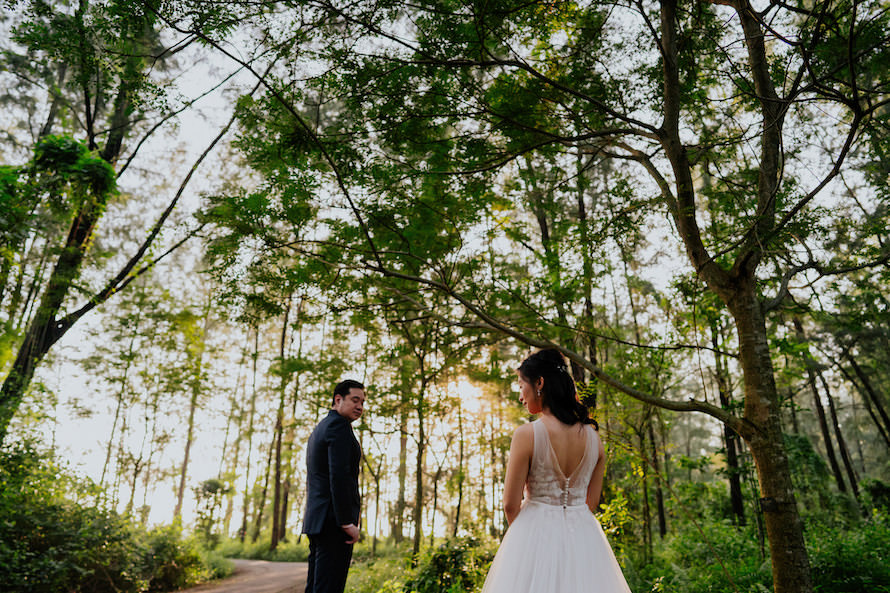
527, 420, 599, 508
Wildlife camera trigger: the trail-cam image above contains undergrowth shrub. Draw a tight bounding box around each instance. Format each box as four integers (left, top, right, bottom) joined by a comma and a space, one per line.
808, 511, 890, 593
0, 443, 230, 593
404, 537, 496, 593
347, 554, 408, 593
216, 536, 311, 561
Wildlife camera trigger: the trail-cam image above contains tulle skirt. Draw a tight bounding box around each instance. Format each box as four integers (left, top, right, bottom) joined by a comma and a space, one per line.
480, 501, 633, 593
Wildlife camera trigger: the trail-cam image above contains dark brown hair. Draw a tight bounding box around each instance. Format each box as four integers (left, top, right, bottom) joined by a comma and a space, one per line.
518, 349, 596, 428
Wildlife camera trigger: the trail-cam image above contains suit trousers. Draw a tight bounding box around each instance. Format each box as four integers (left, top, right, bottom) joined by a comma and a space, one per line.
305, 521, 354, 593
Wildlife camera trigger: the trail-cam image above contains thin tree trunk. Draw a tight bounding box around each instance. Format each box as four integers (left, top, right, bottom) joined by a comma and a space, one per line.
174, 385, 199, 520
0, 257, 11, 307
792, 317, 846, 492
223, 379, 245, 536
393, 407, 408, 543
848, 397, 867, 474
174, 298, 212, 519
373, 472, 380, 555
787, 385, 800, 434
452, 401, 465, 537
576, 150, 599, 396
429, 466, 441, 549
39, 63, 68, 139
648, 421, 667, 538
412, 390, 426, 559
817, 370, 859, 501
252, 436, 275, 542
638, 427, 652, 563
101, 303, 142, 489
271, 297, 292, 549
239, 326, 260, 542
713, 323, 746, 525
141, 383, 163, 524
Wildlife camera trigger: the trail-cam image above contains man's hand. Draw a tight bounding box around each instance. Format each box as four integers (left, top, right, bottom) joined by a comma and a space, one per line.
341, 523, 360, 544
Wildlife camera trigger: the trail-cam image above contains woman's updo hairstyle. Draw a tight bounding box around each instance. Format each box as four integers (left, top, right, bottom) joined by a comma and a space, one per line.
518, 348, 597, 428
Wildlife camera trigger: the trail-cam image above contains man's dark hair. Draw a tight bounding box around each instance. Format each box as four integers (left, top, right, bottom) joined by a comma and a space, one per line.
332, 379, 365, 405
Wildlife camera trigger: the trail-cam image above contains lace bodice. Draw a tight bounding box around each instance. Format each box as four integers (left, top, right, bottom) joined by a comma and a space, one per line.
526, 419, 599, 507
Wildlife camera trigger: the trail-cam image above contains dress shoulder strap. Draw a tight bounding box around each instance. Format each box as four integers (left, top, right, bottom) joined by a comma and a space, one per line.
531, 419, 547, 467
585, 424, 600, 469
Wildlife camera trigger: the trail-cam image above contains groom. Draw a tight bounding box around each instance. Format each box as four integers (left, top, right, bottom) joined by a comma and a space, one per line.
302, 379, 365, 593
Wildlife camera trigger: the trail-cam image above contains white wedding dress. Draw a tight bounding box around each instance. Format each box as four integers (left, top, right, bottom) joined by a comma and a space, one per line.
480, 419, 633, 593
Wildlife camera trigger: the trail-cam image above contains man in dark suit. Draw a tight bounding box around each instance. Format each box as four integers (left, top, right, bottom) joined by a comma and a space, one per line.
302, 379, 365, 593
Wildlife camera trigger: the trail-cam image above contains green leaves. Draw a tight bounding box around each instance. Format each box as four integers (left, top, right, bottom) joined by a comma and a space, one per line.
35, 135, 116, 198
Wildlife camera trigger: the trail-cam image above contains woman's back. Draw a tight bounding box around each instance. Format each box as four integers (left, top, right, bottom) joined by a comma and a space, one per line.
539, 415, 589, 477
527, 418, 598, 507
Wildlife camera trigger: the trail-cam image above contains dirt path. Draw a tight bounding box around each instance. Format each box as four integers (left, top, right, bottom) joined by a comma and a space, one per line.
176, 559, 307, 593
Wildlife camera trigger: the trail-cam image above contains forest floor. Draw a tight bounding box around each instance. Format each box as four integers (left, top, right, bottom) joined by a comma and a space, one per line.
176, 559, 308, 593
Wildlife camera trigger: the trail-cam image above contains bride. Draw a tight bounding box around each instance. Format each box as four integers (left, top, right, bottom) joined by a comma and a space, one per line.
480, 348, 633, 593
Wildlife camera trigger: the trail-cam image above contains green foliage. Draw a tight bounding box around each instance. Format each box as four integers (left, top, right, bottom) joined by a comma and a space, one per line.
346, 546, 412, 593
864, 479, 890, 511
193, 478, 233, 547
404, 537, 497, 593
615, 507, 890, 593
808, 512, 890, 593
0, 443, 231, 593
598, 489, 633, 555
630, 521, 773, 593
140, 524, 221, 592
31, 134, 117, 203
216, 537, 311, 562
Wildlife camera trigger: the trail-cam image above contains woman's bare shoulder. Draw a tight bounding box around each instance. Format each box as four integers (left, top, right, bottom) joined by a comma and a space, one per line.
511, 422, 535, 449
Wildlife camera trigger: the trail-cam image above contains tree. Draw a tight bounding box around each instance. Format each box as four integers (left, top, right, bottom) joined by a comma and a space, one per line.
0, 0, 245, 441
196, 0, 890, 590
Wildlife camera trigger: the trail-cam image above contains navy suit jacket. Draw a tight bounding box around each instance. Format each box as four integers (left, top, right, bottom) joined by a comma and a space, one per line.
302, 409, 362, 535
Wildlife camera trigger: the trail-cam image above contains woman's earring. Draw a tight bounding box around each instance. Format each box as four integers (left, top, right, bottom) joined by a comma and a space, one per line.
536, 389, 542, 398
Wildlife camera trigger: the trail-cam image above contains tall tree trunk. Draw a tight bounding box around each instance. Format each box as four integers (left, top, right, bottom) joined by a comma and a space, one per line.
0, 256, 11, 308
141, 384, 163, 524
239, 326, 261, 542
412, 390, 426, 559
576, 150, 599, 396
252, 438, 275, 542
101, 303, 142, 490
393, 407, 408, 543
0, 191, 110, 441
174, 384, 200, 519
223, 378, 245, 537
429, 465, 442, 548
648, 421, 667, 538
638, 427, 652, 563
713, 322, 746, 525
786, 384, 800, 435
657, 0, 813, 584
733, 292, 811, 593
174, 298, 212, 519
271, 297, 292, 549
452, 401, 465, 537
